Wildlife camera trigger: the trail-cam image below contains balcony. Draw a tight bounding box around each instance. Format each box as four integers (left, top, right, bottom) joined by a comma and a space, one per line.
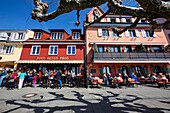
93, 52, 170, 61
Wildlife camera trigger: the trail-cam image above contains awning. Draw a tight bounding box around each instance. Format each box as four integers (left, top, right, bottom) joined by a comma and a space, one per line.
94, 60, 170, 63
0, 60, 16, 63
16, 60, 84, 64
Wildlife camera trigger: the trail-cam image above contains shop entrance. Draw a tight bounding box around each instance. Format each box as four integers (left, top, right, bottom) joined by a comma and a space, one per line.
155, 65, 163, 75
136, 65, 145, 77
121, 65, 130, 76
103, 65, 111, 75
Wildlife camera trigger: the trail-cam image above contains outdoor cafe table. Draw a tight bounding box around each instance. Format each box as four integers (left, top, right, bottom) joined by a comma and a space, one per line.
155, 78, 168, 83
112, 78, 123, 84
128, 78, 135, 82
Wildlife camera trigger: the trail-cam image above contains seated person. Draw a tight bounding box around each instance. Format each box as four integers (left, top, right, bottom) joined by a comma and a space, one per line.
150, 74, 157, 82
131, 73, 138, 82
158, 73, 166, 79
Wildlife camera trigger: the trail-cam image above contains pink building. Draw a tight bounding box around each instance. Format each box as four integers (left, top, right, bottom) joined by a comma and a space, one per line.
85, 7, 170, 78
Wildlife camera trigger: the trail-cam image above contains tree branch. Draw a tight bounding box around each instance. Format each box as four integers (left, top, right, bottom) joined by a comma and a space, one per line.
83, 9, 111, 30
112, 17, 140, 35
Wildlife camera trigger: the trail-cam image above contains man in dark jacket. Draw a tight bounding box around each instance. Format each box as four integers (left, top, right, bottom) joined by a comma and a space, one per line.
54, 69, 62, 89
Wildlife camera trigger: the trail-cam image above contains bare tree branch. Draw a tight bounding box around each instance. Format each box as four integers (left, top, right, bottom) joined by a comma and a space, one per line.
112, 17, 140, 35
31, 0, 170, 30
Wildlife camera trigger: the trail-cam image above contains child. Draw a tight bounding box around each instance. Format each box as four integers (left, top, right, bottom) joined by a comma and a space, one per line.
33, 73, 37, 87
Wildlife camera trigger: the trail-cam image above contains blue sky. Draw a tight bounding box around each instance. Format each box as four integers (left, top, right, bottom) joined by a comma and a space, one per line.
0, 0, 137, 34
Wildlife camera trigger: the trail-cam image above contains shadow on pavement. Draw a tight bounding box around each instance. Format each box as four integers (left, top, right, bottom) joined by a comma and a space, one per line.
2, 91, 170, 113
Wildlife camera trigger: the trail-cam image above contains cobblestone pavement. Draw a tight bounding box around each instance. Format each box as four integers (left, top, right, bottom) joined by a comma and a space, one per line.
0, 85, 170, 113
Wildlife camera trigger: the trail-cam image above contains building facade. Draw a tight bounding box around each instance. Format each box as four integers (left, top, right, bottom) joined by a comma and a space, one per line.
85, 7, 170, 78
17, 29, 85, 76
0, 29, 34, 71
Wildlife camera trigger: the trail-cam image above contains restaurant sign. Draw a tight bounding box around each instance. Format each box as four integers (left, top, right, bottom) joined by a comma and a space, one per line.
36, 57, 69, 60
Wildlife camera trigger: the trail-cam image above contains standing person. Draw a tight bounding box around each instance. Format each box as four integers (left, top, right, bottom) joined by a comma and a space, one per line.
71, 70, 76, 87
88, 73, 92, 85
8, 70, 18, 89
54, 69, 62, 89
107, 73, 113, 85
123, 74, 129, 86
18, 70, 27, 90
32, 73, 37, 87
103, 73, 108, 86
0, 68, 7, 87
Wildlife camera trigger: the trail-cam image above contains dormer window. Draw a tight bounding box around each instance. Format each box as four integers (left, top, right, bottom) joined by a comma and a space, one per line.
126, 18, 131, 23
73, 32, 80, 39
18, 32, 24, 39
34, 32, 41, 39
7, 33, 12, 37
111, 18, 116, 23
141, 19, 147, 23
51, 32, 63, 40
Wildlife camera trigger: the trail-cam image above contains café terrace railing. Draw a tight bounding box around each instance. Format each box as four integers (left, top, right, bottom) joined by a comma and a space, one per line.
93, 52, 170, 60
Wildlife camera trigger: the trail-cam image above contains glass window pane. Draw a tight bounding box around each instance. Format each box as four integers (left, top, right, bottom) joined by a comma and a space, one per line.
110, 46, 114, 52
115, 47, 118, 53
32, 47, 36, 54
36, 47, 40, 54
68, 47, 71, 54
50, 46, 53, 54
54, 47, 58, 54
72, 46, 75, 54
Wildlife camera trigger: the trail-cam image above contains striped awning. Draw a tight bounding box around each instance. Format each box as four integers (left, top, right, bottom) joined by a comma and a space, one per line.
16, 60, 84, 64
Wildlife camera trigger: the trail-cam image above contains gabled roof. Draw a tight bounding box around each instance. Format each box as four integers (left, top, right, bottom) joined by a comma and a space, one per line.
32, 29, 50, 34
49, 29, 69, 35
87, 6, 104, 16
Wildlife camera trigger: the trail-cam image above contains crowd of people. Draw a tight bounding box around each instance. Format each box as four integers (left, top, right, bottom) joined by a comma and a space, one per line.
0, 67, 170, 89
88, 72, 170, 88
0, 68, 82, 90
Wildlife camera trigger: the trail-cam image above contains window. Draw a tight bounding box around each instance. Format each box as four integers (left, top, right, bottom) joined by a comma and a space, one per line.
67, 46, 76, 55
126, 46, 133, 52
112, 30, 122, 37
110, 46, 120, 53
98, 45, 105, 52
7, 33, 12, 37
34, 32, 41, 39
73, 32, 79, 39
77, 66, 81, 74
18, 32, 24, 39
145, 30, 152, 37
111, 18, 116, 23
3, 45, 13, 54
30, 46, 41, 55
49, 46, 58, 55
128, 30, 137, 37
51, 32, 63, 39
7, 33, 12, 40
152, 46, 163, 52
126, 18, 131, 23
141, 19, 146, 23
141, 30, 156, 38
102, 29, 109, 37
